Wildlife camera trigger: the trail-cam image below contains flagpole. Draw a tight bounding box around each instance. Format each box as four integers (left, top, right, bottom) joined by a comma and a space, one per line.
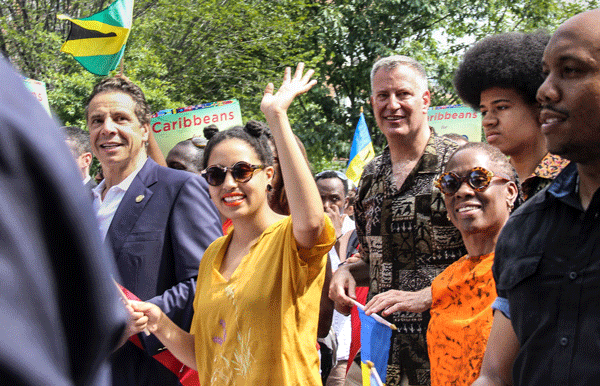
366, 361, 385, 386
350, 298, 397, 330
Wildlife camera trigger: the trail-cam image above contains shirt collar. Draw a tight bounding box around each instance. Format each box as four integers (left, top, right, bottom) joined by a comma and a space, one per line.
375, 132, 442, 193
547, 161, 578, 199
526, 153, 570, 181
92, 157, 147, 200
380, 130, 437, 170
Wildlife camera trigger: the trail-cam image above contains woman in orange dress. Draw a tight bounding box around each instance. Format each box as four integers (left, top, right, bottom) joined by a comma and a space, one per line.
427, 142, 519, 386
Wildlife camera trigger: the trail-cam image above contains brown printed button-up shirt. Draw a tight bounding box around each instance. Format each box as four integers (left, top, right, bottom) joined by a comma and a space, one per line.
520, 153, 570, 201
355, 133, 466, 385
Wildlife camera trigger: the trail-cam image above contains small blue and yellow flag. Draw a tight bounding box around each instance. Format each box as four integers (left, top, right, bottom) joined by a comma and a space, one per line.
346, 112, 375, 186
358, 307, 392, 386
58, 0, 134, 75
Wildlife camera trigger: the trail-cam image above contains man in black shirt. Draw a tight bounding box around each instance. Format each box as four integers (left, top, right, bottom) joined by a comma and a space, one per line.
473, 8, 600, 386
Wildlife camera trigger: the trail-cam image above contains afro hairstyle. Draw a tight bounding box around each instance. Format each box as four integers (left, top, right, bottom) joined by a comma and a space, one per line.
453, 31, 550, 109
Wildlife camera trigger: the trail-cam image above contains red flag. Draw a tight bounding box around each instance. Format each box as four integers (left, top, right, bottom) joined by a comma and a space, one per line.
117, 283, 200, 386
347, 286, 369, 373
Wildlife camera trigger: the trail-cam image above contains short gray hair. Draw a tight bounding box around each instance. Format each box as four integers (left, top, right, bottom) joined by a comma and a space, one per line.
370, 55, 428, 93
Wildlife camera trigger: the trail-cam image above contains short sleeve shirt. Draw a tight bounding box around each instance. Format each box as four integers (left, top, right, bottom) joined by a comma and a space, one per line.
191, 215, 335, 385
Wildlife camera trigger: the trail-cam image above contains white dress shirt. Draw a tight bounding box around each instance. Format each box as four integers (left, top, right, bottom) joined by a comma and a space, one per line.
92, 158, 147, 241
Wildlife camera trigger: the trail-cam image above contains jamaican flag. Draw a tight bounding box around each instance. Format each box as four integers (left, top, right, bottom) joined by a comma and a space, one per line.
58, 0, 134, 76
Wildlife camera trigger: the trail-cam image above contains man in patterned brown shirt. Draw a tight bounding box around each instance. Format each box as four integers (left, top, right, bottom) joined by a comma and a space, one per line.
330, 56, 465, 386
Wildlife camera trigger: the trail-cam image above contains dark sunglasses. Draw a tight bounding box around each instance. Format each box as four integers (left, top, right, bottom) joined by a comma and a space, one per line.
201, 161, 265, 186
435, 166, 509, 196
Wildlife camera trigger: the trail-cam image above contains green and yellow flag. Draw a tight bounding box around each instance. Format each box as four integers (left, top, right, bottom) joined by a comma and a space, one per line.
58, 0, 134, 76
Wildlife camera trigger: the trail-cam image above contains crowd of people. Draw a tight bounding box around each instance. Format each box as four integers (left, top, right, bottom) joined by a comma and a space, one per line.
1, 7, 600, 386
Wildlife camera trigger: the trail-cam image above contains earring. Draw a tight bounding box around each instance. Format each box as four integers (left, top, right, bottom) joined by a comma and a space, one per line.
446, 213, 451, 221
267, 184, 273, 192
507, 201, 514, 212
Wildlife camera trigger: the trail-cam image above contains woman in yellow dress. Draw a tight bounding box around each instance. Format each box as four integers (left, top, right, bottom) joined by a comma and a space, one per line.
130, 64, 335, 385
427, 142, 519, 386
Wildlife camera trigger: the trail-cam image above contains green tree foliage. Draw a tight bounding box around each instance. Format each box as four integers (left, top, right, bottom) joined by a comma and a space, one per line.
1, 0, 597, 170
128, 0, 320, 116
298, 0, 599, 164
0, 0, 182, 127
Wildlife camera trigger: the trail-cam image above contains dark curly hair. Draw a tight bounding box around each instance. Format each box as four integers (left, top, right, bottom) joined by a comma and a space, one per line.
203, 124, 219, 140
202, 120, 273, 169
453, 31, 550, 109
85, 75, 152, 126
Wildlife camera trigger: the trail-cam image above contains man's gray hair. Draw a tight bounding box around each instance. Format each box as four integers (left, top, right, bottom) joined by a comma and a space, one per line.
370, 55, 428, 93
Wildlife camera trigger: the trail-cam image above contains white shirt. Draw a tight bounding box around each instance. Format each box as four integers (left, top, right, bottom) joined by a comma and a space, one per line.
328, 215, 356, 265
329, 216, 355, 361
92, 158, 147, 241
341, 215, 355, 235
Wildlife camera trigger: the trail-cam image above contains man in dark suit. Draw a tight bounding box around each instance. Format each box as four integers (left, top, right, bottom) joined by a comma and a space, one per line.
0, 57, 126, 385
63, 125, 97, 190
87, 76, 222, 385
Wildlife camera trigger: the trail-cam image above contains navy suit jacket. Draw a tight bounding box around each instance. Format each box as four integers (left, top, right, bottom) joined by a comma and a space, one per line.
107, 158, 222, 386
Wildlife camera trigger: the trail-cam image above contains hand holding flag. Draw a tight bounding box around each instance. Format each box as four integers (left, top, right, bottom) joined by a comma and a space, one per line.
112, 280, 200, 386
350, 297, 397, 331
112, 278, 150, 336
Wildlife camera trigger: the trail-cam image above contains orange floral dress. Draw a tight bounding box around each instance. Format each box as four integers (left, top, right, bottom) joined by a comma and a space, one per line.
427, 253, 495, 386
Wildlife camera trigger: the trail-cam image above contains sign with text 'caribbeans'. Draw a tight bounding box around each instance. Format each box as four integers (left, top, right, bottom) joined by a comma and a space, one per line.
151, 99, 243, 156
427, 104, 482, 142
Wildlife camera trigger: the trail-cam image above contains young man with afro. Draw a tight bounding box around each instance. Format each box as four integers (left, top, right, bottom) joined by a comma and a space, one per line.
454, 31, 569, 200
